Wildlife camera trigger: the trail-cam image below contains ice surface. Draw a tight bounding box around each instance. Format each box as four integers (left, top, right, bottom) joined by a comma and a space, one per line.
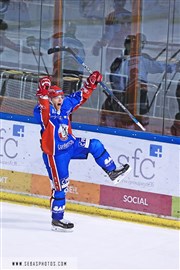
0, 202, 179, 270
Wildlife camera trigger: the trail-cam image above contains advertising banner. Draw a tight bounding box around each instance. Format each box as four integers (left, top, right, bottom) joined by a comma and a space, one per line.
0, 120, 46, 174
100, 185, 172, 216
1, 119, 179, 198
70, 129, 180, 197
67, 180, 100, 204
1, 169, 31, 193
172, 197, 180, 218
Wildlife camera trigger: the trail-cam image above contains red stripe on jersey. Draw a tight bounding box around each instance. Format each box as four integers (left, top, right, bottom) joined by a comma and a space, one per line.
39, 98, 50, 128
41, 121, 55, 155
48, 155, 61, 190
38, 97, 56, 155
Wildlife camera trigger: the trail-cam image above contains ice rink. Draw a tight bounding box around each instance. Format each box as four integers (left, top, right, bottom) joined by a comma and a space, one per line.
1, 202, 179, 270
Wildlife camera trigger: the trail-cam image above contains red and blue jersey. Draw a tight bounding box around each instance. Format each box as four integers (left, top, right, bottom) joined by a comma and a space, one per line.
34, 90, 87, 156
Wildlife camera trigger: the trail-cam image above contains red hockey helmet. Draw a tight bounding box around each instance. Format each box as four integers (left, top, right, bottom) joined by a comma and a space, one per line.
48, 85, 64, 98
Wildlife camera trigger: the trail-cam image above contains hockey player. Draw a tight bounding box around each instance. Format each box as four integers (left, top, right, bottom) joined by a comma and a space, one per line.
92, 0, 131, 70
34, 72, 131, 231
109, 33, 180, 115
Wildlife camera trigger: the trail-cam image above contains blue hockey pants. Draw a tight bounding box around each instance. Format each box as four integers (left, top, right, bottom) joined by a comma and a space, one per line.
43, 138, 116, 220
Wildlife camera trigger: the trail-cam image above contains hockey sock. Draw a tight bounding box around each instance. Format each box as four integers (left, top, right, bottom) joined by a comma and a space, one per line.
51, 190, 66, 220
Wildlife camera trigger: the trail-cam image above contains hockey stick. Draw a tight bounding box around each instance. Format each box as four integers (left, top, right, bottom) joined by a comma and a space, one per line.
148, 48, 180, 111
165, 70, 178, 96
31, 47, 50, 76
48, 46, 146, 131
154, 47, 166, 60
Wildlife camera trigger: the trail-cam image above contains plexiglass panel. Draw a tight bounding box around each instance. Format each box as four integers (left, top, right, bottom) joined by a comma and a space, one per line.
0, 0, 179, 136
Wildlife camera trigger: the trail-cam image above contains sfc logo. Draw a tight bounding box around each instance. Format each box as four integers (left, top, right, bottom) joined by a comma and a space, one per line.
13, 125, 25, 137
150, 144, 162, 158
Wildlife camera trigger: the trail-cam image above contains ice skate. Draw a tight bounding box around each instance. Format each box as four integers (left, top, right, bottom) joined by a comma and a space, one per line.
107, 164, 131, 184
51, 218, 74, 232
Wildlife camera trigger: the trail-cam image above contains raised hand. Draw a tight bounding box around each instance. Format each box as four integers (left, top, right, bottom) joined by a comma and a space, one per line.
36, 76, 51, 96
85, 71, 102, 90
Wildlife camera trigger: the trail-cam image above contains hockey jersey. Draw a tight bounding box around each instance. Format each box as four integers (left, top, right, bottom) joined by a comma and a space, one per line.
34, 90, 87, 156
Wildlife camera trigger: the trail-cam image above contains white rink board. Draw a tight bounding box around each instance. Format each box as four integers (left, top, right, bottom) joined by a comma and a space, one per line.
1, 119, 179, 196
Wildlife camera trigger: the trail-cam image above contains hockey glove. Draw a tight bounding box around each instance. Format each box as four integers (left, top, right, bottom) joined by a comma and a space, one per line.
82, 71, 102, 99
85, 71, 102, 90
36, 76, 51, 97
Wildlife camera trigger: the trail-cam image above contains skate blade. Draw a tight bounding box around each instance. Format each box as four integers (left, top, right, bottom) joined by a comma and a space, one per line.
51, 225, 74, 233
113, 166, 132, 185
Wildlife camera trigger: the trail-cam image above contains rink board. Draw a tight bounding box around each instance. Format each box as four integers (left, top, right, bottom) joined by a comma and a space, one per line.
0, 115, 180, 226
